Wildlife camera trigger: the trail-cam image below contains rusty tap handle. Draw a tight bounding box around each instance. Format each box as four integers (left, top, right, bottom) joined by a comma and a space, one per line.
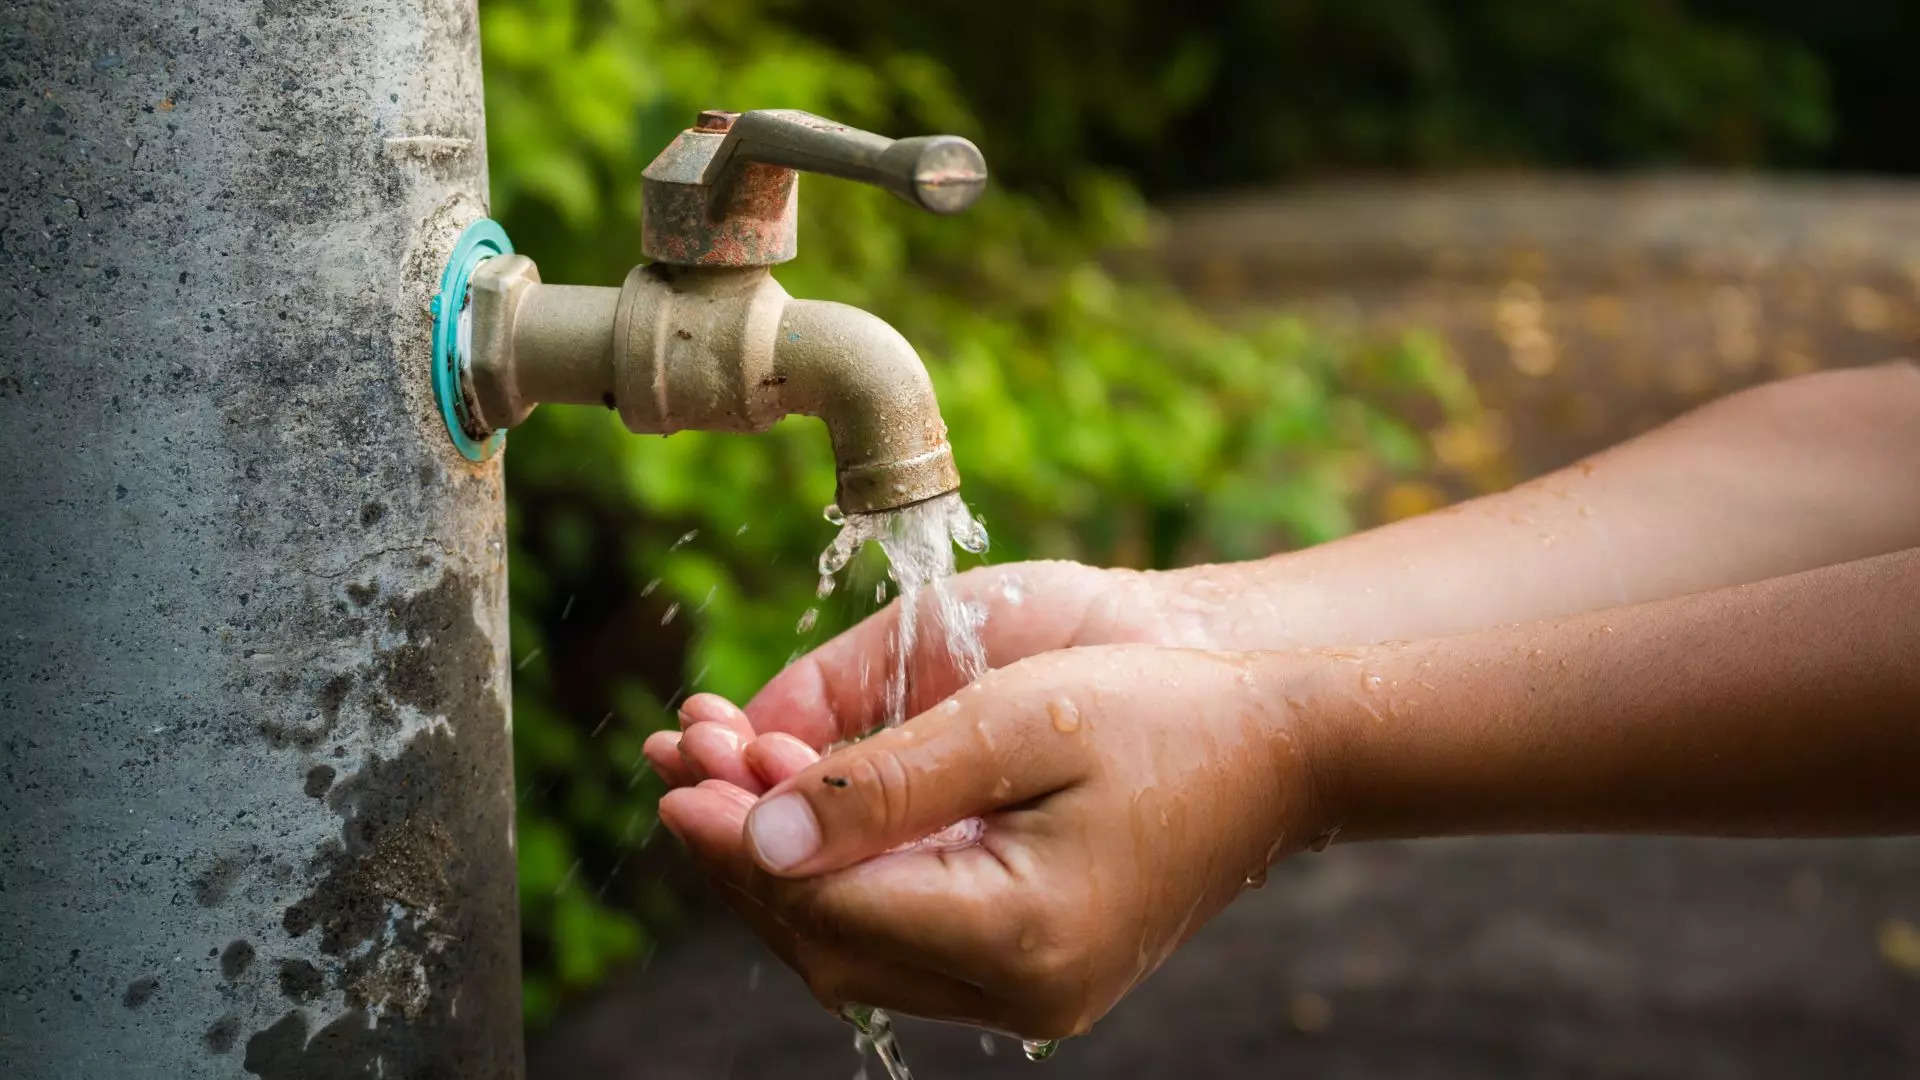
701, 109, 988, 218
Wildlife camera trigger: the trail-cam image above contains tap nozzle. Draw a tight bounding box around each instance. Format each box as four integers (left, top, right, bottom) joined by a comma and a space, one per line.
463, 260, 959, 513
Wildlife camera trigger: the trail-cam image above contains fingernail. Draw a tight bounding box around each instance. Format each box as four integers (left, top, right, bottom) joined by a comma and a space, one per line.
748, 793, 821, 871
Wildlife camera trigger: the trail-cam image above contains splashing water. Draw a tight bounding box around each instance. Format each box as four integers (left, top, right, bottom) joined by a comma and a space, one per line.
815, 493, 1011, 1075
816, 492, 989, 729
1022, 1039, 1060, 1061
843, 1004, 914, 1080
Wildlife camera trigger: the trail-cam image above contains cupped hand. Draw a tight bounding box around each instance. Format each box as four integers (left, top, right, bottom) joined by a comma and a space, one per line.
657, 644, 1326, 1039
645, 560, 1210, 792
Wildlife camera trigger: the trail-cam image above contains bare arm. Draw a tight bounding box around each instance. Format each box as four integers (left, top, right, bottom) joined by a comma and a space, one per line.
659, 548, 1920, 1036
1153, 362, 1920, 650
1299, 546, 1920, 840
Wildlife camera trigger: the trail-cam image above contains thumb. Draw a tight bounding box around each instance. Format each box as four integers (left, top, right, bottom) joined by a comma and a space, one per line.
743, 671, 1089, 877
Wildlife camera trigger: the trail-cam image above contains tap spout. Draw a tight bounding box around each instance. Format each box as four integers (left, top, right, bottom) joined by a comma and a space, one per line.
464, 257, 960, 514
768, 297, 959, 513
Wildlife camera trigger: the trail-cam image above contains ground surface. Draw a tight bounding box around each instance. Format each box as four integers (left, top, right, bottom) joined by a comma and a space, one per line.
529, 175, 1920, 1078
533, 837, 1920, 1079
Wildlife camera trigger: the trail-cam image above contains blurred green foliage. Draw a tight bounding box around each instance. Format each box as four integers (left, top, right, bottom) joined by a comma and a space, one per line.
481, 0, 1856, 1025
787, 0, 1836, 193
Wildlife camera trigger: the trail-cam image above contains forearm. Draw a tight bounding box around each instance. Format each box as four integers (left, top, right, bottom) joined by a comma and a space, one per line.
1287, 546, 1920, 841
1170, 363, 1920, 650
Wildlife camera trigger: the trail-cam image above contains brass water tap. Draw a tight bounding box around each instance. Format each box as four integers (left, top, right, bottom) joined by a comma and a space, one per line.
452, 109, 988, 513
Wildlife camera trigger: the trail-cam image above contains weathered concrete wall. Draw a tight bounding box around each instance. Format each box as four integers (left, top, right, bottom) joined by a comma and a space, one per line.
0, 2, 522, 1076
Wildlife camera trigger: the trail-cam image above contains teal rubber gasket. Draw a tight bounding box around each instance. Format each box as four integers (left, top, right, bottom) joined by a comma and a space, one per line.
431, 218, 513, 461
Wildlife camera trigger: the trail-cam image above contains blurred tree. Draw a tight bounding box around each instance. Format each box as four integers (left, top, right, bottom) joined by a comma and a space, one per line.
784, 0, 1837, 193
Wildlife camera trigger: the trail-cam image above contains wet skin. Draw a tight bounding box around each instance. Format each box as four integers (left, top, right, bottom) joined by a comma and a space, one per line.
648, 365, 1920, 1039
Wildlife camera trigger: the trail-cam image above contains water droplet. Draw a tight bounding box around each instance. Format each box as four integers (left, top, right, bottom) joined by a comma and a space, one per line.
999, 575, 1025, 605
978, 1033, 996, 1056
822, 503, 846, 526
1021, 1039, 1059, 1062
659, 602, 680, 626
1047, 699, 1080, 733
735, 522, 750, 535
1244, 867, 1269, 889
874, 581, 888, 605
796, 608, 818, 634
669, 529, 698, 550
817, 574, 836, 599
694, 584, 717, 613
641, 577, 661, 597
1363, 673, 1384, 693
1308, 825, 1341, 852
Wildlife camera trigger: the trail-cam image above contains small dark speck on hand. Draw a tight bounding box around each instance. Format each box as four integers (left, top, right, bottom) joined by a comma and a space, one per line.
760, 375, 788, 387
123, 976, 159, 1008
304, 765, 336, 798
674, 328, 693, 340
823, 775, 849, 788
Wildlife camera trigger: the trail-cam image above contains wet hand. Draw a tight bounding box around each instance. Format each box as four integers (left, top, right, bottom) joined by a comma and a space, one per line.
644, 561, 1207, 789
657, 645, 1325, 1039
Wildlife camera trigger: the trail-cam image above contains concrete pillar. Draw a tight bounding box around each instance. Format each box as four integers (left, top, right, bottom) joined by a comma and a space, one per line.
0, 1, 523, 1076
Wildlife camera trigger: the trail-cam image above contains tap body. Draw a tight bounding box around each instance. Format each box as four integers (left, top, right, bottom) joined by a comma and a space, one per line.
461, 255, 959, 513
449, 109, 985, 512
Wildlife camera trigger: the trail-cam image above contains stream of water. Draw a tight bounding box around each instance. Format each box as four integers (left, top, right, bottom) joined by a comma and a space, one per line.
809, 493, 1060, 1074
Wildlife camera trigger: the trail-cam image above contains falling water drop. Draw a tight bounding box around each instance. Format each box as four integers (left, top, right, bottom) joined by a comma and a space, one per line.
659, 602, 680, 626
823, 503, 846, 526
1021, 1039, 1059, 1062
842, 1005, 914, 1080
796, 608, 818, 634
641, 578, 661, 597
669, 529, 698, 550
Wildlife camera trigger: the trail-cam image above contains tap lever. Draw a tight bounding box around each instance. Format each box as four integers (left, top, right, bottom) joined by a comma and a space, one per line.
702, 109, 988, 218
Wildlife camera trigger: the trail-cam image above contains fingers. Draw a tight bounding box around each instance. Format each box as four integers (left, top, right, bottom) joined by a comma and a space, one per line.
744, 665, 1091, 877
744, 602, 911, 748
745, 564, 1097, 748
678, 722, 760, 791
745, 732, 819, 789
644, 695, 758, 790
680, 693, 753, 737
643, 730, 692, 786
658, 779, 756, 875
772, 841, 1027, 980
